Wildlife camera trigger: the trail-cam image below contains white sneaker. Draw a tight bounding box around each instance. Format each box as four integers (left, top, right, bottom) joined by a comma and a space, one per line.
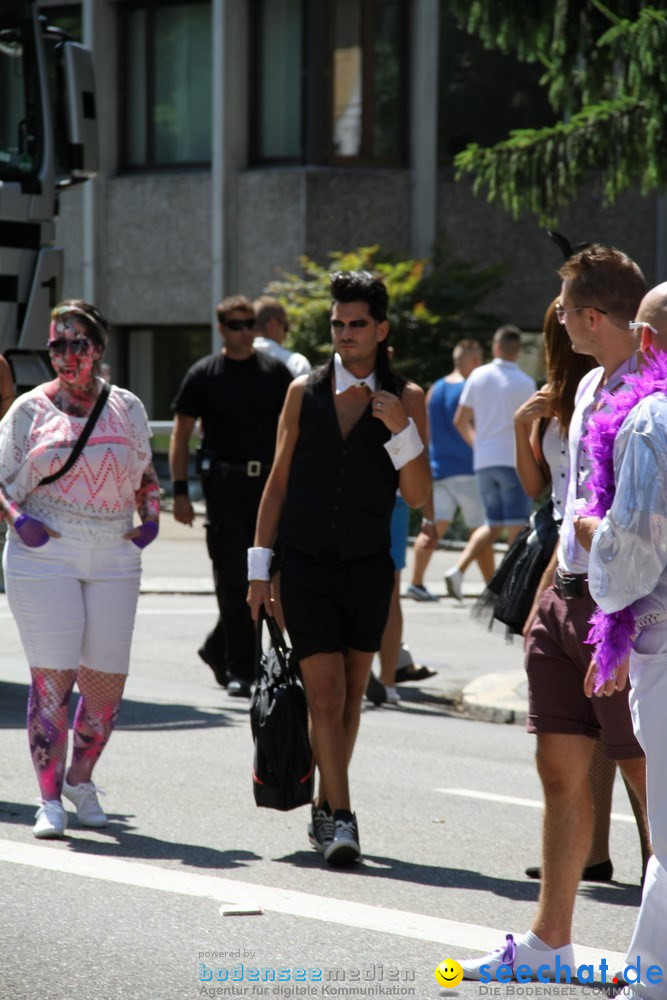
405, 583, 439, 602
33, 799, 68, 839
384, 686, 401, 704
444, 567, 464, 601
460, 932, 575, 982
62, 779, 107, 827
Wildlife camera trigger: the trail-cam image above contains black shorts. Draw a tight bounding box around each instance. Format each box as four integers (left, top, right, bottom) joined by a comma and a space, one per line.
280, 546, 395, 663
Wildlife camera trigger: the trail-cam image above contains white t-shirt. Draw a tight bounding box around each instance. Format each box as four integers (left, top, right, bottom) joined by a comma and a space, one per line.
459, 358, 536, 470
253, 337, 311, 377
0, 383, 152, 543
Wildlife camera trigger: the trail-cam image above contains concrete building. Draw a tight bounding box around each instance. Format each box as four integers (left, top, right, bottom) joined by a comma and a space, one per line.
39, 0, 666, 417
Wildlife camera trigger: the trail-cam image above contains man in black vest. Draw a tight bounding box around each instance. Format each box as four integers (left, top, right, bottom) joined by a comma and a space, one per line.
247, 271, 431, 865
170, 295, 292, 698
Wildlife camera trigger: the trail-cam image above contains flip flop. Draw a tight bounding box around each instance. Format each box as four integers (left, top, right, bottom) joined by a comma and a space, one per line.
395, 664, 437, 684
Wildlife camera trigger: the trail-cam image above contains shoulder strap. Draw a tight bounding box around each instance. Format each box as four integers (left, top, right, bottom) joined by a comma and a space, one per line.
39, 382, 111, 486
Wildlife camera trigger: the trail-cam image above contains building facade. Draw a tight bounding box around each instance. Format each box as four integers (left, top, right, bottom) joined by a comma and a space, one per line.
39, 0, 666, 416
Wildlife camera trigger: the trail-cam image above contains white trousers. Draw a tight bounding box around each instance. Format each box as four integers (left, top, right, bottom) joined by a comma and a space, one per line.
625, 626, 667, 998
4, 535, 141, 674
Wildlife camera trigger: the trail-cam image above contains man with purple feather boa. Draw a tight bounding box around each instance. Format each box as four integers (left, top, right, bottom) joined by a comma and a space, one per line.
576, 282, 667, 999
461, 245, 649, 982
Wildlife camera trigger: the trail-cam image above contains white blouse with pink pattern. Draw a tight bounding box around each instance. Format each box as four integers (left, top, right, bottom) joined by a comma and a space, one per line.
0, 383, 152, 543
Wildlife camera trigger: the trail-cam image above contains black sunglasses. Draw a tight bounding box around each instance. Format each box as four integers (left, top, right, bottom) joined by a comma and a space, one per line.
224, 318, 256, 331
47, 337, 92, 356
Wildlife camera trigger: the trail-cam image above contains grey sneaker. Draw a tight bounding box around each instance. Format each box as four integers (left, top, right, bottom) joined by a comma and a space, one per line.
62, 779, 107, 827
324, 814, 361, 866
406, 583, 439, 602
308, 802, 334, 854
33, 799, 67, 839
444, 567, 464, 601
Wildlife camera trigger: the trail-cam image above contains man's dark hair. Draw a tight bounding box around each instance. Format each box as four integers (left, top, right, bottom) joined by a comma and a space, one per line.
328, 270, 402, 390
559, 244, 646, 326
330, 270, 389, 322
216, 295, 254, 325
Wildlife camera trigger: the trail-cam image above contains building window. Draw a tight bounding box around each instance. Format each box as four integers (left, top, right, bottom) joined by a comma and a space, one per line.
439, 7, 556, 164
331, 0, 405, 162
122, 1, 212, 169
250, 0, 407, 166
252, 0, 303, 161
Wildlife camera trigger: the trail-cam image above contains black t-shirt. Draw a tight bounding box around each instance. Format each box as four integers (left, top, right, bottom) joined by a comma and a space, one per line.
171, 351, 292, 463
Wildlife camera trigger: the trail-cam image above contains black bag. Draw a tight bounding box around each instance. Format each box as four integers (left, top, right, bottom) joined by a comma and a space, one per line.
250, 609, 314, 811
473, 500, 560, 636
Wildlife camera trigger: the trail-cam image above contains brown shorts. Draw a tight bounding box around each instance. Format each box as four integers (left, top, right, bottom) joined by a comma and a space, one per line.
525, 583, 643, 760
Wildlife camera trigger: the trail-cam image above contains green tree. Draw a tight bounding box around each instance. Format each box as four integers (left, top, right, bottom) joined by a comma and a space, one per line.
264, 245, 503, 388
449, 2, 667, 223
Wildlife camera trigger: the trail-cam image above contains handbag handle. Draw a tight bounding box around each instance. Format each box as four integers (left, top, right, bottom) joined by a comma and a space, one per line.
256, 606, 297, 683
39, 382, 110, 486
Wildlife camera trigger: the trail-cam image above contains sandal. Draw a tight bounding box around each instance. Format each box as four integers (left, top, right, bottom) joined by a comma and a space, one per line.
394, 664, 437, 683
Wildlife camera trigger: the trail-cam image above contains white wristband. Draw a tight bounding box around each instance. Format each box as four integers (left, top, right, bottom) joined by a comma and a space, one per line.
248, 547, 273, 581
383, 417, 424, 470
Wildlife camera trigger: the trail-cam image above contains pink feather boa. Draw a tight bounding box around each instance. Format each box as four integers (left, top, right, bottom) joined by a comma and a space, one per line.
583, 351, 667, 684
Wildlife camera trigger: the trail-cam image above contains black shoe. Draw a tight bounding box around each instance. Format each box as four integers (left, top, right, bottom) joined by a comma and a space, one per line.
395, 664, 438, 684
308, 801, 335, 854
324, 811, 361, 866
198, 646, 228, 687
525, 858, 614, 882
365, 672, 386, 706
227, 679, 252, 699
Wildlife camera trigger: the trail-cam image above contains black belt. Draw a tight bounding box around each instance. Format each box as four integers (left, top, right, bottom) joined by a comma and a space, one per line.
216, 460, 268, 478
555, 569, 589, 600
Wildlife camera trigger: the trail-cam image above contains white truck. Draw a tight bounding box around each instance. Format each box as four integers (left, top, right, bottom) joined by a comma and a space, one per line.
0, 0, 97, 391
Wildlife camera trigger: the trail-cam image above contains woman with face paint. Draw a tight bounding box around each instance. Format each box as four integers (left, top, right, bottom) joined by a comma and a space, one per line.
0, 300, 160, 838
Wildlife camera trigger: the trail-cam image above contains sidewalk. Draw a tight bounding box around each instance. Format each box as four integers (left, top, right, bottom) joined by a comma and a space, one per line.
142, 513, 529, 725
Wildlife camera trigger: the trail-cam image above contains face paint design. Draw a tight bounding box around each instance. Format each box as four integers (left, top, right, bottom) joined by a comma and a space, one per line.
48, 315, 100, 393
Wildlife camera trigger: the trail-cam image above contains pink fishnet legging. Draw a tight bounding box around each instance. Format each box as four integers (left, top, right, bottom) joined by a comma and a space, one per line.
28, 666, 126, 800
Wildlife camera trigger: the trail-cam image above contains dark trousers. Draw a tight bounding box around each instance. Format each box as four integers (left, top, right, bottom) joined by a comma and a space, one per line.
200, 467, 266, 684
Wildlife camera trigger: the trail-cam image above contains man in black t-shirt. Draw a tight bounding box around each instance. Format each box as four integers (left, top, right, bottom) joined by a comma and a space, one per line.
170, 295, 292, 697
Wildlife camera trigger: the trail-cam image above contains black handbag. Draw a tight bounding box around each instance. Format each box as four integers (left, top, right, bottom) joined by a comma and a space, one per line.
472, 500, 560, 636
250, 609, 314, 811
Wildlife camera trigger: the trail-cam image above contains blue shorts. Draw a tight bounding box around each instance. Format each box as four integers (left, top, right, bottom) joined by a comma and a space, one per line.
389, 495, 409, 571
476, 465, 531, 527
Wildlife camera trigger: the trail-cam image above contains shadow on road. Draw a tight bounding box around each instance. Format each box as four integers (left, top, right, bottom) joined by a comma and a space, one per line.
0, 800, 260, 870
273, 849, 643, 904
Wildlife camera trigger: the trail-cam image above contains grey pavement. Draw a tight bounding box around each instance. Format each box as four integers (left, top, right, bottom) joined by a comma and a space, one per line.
142, 511, 528, 725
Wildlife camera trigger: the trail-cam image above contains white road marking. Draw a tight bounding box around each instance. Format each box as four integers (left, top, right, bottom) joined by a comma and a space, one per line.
436, 788, 635, 823
0, 837, 626, 970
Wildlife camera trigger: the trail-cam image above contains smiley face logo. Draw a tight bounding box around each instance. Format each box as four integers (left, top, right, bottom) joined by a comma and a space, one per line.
435, 959, 464, 988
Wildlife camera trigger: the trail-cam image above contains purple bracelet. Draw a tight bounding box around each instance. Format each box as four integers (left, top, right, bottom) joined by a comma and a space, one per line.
131, 520, 159, 549
14, 513, 50, 548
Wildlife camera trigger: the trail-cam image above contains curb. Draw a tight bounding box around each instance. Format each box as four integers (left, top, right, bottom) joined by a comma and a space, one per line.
461, 670, 528, 725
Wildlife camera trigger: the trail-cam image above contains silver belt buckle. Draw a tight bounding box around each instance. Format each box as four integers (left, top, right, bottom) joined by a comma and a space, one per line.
247, 460, 261, 477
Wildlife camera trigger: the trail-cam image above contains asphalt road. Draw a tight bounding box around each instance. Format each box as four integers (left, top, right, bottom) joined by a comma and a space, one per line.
0, 578, 646, 1000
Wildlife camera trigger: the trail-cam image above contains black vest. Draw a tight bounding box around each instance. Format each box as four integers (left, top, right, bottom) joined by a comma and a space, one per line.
279, 368, 401, 559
